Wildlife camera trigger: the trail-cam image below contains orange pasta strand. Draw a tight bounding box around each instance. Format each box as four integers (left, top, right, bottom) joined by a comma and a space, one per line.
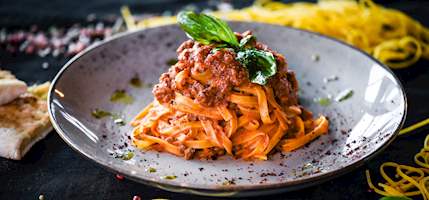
132, 83, 329, 160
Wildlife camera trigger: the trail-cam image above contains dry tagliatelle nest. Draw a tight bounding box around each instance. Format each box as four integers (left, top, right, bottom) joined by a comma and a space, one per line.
121, 0, 429, 69
366, 133, 429, 199
364, 119, 429, 199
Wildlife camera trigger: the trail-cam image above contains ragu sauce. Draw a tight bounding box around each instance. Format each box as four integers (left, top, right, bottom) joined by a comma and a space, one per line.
153, 31, 299, 108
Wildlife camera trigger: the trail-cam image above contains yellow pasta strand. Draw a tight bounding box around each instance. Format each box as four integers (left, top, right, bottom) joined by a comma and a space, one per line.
366, 134, 429, 199
121, 0, 429, 69
366, 117, 429, 198
400, 117, 429, 135
120, 6, 136, 30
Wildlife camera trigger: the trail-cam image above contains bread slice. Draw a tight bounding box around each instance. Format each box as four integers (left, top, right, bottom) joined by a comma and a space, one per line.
0, 70, 16, 79
0, 75, 52, 160
0, 70, 27, 105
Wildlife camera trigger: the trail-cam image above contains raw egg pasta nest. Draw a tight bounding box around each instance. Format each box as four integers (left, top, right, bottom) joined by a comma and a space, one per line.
122, 0, 429, 69
366, 133, 429, 199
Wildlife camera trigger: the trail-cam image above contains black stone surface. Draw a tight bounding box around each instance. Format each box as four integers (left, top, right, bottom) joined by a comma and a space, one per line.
0, 0, 428, 199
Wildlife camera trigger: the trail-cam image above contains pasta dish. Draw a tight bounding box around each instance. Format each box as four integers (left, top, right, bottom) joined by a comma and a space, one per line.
130, 11, 329, 160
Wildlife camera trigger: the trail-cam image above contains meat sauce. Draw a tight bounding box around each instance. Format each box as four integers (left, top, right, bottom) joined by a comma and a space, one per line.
153, 31, 299, 108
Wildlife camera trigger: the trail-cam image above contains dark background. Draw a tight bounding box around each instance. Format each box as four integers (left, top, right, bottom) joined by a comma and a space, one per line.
1, 0, 429, 199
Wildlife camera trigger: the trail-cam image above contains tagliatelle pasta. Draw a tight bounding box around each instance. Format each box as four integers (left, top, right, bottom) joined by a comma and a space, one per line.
121, 0, 429, 69
131, 85, 329, 160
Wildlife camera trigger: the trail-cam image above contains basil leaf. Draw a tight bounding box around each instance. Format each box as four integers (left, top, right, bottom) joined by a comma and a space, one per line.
177, 11, 239, 47
379, 196, 412, 200
239, 35, 256, 49
236, 49, 277, 85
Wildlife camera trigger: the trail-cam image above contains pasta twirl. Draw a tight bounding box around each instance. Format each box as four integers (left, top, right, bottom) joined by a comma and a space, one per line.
131, 84, 329, 160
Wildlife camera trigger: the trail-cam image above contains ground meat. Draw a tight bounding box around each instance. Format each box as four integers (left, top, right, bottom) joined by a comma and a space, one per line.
153, 39, 248, 106
268, 69, 299, 107
195, 147, 225, 160
300, 106, 314, 121
184, 147, 196, 160
255, 41, 299, 107
152, 32, 299, 107
168, 111, 198, 126
153, 73, 174, 103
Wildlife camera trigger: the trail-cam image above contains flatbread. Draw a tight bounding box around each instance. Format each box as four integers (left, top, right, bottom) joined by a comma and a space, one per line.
0, 70, 27, 105
0, 70, 16, 79
0, 70, 52, 160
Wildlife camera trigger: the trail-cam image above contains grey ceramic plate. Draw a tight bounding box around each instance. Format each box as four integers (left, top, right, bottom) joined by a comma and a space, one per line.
48, 22, 406, 197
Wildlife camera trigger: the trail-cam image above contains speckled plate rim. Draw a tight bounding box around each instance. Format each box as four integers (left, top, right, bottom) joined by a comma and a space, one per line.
48, 22, 407, 196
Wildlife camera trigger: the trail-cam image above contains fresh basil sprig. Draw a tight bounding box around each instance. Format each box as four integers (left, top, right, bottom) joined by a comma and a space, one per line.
177, 11, 277, 85
177, 11, 239, 47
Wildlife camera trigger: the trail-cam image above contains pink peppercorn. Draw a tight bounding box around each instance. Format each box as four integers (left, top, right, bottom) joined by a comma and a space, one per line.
115, 174, 124, 180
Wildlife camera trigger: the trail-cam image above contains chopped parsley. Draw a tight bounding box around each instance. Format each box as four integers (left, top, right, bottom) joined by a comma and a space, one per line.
121, 151, 134, 160
166, 58, 178, 66
148, 167, 157, 173
335, 89, 354, 102
110, 90, 134, 104
161, 175, 177, 180
316, 97, 331, 106
91, 109, 111, 119
130, 75, 142, 88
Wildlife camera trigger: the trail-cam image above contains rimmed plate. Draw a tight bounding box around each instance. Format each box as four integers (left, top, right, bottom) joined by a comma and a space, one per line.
48, 22, 406, 197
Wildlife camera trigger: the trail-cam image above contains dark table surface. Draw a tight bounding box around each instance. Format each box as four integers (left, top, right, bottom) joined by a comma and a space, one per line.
1, 0, 429, 199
